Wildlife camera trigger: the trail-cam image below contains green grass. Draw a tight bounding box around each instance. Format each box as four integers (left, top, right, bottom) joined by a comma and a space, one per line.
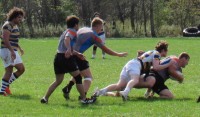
0, 38, 200, 116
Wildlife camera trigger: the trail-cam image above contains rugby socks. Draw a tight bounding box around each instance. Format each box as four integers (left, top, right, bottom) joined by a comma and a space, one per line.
9, 73, 18, 84
0, 79, 9, 93
65, 81, 74, 93
100, 88, 107, 95
124, 87, 131, 95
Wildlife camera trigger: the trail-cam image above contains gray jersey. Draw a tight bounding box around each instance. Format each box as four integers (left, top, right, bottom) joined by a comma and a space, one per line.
57, 28, 77, 53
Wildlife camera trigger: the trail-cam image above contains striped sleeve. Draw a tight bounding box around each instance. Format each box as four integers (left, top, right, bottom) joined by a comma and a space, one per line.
153, 51, 161, 60
3, 24, 12, 32
92, 33, 104, 48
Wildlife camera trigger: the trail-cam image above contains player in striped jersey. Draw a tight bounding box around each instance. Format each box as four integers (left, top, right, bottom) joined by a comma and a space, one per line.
62, 17, 127, 99
142, 53, 189, 99
94, 52, 189, 99
0, 7, 25, 96
92, 41, 172, 100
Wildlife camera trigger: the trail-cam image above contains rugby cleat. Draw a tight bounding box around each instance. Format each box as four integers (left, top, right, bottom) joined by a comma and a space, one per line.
0, 91, 7, 96
62, 86, 70, 100
40, 97, 48, 104
119, 91, 128, 101
92, 87, 101, 97
5, 87, 12, 95
80, 97, 97, 104
197, 96, 200, 103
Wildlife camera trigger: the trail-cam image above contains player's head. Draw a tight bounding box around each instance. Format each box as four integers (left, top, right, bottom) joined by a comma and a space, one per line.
66, 15, 79, 30
178, 52, 190, 68
93, 12, 100, 18
137, 50, 145, 57
91, 17, 103, 33
155, 40, 168, 57
7, 7, 25, 25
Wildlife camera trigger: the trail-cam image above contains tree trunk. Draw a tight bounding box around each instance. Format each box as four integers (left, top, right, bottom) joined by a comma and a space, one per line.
150, 0, 156, 37
142, 0, 147, 37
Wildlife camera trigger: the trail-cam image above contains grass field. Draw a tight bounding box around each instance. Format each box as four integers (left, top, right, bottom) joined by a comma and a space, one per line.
0, 38, 199, 116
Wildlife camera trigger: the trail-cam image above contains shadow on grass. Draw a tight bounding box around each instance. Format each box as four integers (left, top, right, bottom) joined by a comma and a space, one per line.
9, 94, 31, 100
128, 96, 193, 102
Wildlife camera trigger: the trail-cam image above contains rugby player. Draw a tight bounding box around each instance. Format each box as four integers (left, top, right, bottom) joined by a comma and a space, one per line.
0, 7, 25, 96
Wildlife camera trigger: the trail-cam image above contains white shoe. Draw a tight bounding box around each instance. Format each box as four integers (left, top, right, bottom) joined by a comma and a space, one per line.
119, 91, 128, 101
144, 91, 150, 98
92, 87, 101, 97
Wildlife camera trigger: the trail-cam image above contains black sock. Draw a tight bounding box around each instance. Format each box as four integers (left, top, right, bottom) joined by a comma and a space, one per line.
64, 81, 74, 93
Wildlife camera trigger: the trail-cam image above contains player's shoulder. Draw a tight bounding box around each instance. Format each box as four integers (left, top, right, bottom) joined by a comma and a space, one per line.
2, 21, 13, 31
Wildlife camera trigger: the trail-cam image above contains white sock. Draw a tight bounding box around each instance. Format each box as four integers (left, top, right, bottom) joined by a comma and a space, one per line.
124, 87, 131, 95
100, 88, 107, 95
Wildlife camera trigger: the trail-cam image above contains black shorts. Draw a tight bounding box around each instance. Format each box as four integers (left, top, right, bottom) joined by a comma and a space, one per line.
149, 71, 169, 94
54, 53, 79, 74
74, 55, 89, 71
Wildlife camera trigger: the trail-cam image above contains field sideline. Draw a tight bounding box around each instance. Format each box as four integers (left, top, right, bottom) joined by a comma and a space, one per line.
0, 38, 199, 116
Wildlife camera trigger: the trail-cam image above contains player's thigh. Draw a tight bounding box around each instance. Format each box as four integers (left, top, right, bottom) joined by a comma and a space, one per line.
134, 76, 155, 88
80, 68, 92, 78
159, 89, 174, 99
117, 77, 128, 90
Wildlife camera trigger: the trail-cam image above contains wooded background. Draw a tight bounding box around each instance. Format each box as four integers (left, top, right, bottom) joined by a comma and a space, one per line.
1, 0, 200, 38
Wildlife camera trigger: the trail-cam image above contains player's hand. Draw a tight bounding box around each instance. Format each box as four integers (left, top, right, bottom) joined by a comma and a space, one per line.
76, 52, 85, 60
11, 51, 16, 62
118, 52, 128, 57
19, 49, 24, 56
65, 50, 72, 58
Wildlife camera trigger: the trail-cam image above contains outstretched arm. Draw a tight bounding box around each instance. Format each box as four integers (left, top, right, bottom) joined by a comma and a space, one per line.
100, 45, 128, 57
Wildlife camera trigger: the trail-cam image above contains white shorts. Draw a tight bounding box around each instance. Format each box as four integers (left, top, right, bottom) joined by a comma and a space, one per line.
120, 59, 141, 83
0, 48, 23, 68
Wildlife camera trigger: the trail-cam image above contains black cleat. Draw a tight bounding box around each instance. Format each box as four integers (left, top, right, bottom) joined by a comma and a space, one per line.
62, 87, 70, 100
80, 97, 97, 104
197, 96, 200, 103
41, 97, 48, 104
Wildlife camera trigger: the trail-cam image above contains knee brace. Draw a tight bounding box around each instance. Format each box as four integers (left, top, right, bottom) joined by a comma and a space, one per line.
74, 74, 82, 84
84, 77, 92, 82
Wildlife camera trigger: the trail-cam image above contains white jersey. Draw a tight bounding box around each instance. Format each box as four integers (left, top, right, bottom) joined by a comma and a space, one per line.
139, 50, 161, 63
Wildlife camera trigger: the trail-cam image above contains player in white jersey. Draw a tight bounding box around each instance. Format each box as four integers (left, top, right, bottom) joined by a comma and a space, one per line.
93, 41, 172, 100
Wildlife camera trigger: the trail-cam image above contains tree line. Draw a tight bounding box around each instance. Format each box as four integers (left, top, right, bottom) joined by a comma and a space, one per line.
1, 0, 200, 38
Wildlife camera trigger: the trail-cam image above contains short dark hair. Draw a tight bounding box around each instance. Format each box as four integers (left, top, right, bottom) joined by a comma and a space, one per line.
91, 17, 103, 27
179, 52, 190, 60
66, 15, 79, 28
7, 7, 25, 21
155, 40, 168, 53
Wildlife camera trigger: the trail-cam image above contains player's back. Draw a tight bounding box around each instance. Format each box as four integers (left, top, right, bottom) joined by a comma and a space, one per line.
74, 27, 98, 53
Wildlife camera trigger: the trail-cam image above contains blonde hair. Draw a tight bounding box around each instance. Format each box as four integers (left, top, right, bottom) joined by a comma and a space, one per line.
91, 17, 103, 27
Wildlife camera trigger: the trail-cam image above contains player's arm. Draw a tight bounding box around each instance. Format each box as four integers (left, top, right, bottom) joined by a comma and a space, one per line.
168, 61, 184, 83
18, 44, 24, 56
64, 36, 72, 58
72, 50, 85, 60
152, 53, 172, 71
2, 28, 16, 60
100, 45, 127, 57
93, 35, 127, 57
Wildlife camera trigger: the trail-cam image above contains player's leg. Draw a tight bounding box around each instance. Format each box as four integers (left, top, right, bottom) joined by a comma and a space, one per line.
70, 70, 96, 104
120, 74, 140, 100
0, 48, 14, 95
81, 68, 93, 94
92, 45, 97, 59
134, 76, 155, 88
93, 77, 127, 97
41, 74, 65, 103
9, 63, 25, 84
159, 89, 174, 99
0, 66, 13, 95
